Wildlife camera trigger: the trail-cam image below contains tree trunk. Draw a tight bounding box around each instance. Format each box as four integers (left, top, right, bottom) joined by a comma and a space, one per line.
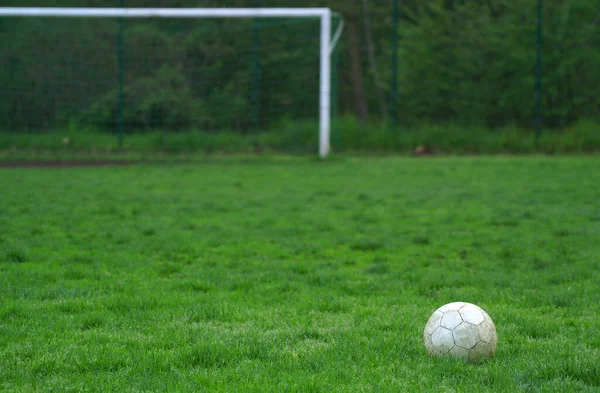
360, 0, 388, 119
346, 17, 369, 122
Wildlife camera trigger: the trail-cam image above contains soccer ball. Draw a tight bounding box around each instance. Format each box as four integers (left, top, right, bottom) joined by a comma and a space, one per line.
423, 302, 497, 363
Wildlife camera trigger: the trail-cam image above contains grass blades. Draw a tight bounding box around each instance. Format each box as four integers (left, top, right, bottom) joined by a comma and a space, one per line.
1, 156, 599, 391
1, 118, 599, 158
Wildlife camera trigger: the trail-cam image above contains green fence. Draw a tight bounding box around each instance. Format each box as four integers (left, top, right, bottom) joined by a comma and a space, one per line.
0, 13, 341, 134
386, 0, 599, 129
0, 0, 599, 155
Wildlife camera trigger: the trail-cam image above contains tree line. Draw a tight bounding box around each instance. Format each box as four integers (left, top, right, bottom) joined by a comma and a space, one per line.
1, 0, 598, 133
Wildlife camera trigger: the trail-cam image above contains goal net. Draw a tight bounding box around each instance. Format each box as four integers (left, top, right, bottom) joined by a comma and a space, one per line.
0, 8, 342, 157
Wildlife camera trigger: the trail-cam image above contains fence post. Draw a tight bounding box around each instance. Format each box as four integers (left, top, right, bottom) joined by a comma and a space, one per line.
535, 0, 543, 142
251, 0, 262, 130
116, 0, 125, 147
391, 0, 399, 125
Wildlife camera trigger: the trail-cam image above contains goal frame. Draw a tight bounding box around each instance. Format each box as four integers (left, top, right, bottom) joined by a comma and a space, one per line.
0, 7, 338, 158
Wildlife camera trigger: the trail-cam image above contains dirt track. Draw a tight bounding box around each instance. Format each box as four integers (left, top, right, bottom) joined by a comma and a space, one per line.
0, 161, 138, 169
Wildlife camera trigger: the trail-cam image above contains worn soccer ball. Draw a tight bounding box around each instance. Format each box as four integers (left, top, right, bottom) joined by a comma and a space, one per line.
423, 302, 497, 363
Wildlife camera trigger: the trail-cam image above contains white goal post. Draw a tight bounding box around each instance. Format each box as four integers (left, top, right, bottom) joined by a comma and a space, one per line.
0, 7, 343, 158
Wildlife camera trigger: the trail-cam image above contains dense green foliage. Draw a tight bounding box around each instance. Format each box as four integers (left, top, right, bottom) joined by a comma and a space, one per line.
0, 16, 331, 132
1, 157, 600, 391
1, 0, 599, 138
392, 0, 600, 127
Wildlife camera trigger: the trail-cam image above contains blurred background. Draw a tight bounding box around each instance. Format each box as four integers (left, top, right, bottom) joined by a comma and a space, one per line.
1, 0, 599, 154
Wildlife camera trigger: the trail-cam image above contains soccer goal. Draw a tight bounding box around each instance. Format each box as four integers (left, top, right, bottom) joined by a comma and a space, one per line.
0, 7, 343, 157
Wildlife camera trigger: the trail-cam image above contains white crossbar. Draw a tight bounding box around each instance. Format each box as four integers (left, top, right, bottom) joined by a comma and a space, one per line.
0, 7, 329, 18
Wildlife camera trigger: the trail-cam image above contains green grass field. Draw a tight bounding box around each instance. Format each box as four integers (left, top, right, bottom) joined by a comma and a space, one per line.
1, 156, 599, 392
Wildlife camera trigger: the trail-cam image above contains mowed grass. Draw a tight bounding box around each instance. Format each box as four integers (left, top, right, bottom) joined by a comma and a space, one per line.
0, 156, 599, 392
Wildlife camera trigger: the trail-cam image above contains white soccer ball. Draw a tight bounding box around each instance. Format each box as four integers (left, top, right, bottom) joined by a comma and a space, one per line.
423, 302, 497, 363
